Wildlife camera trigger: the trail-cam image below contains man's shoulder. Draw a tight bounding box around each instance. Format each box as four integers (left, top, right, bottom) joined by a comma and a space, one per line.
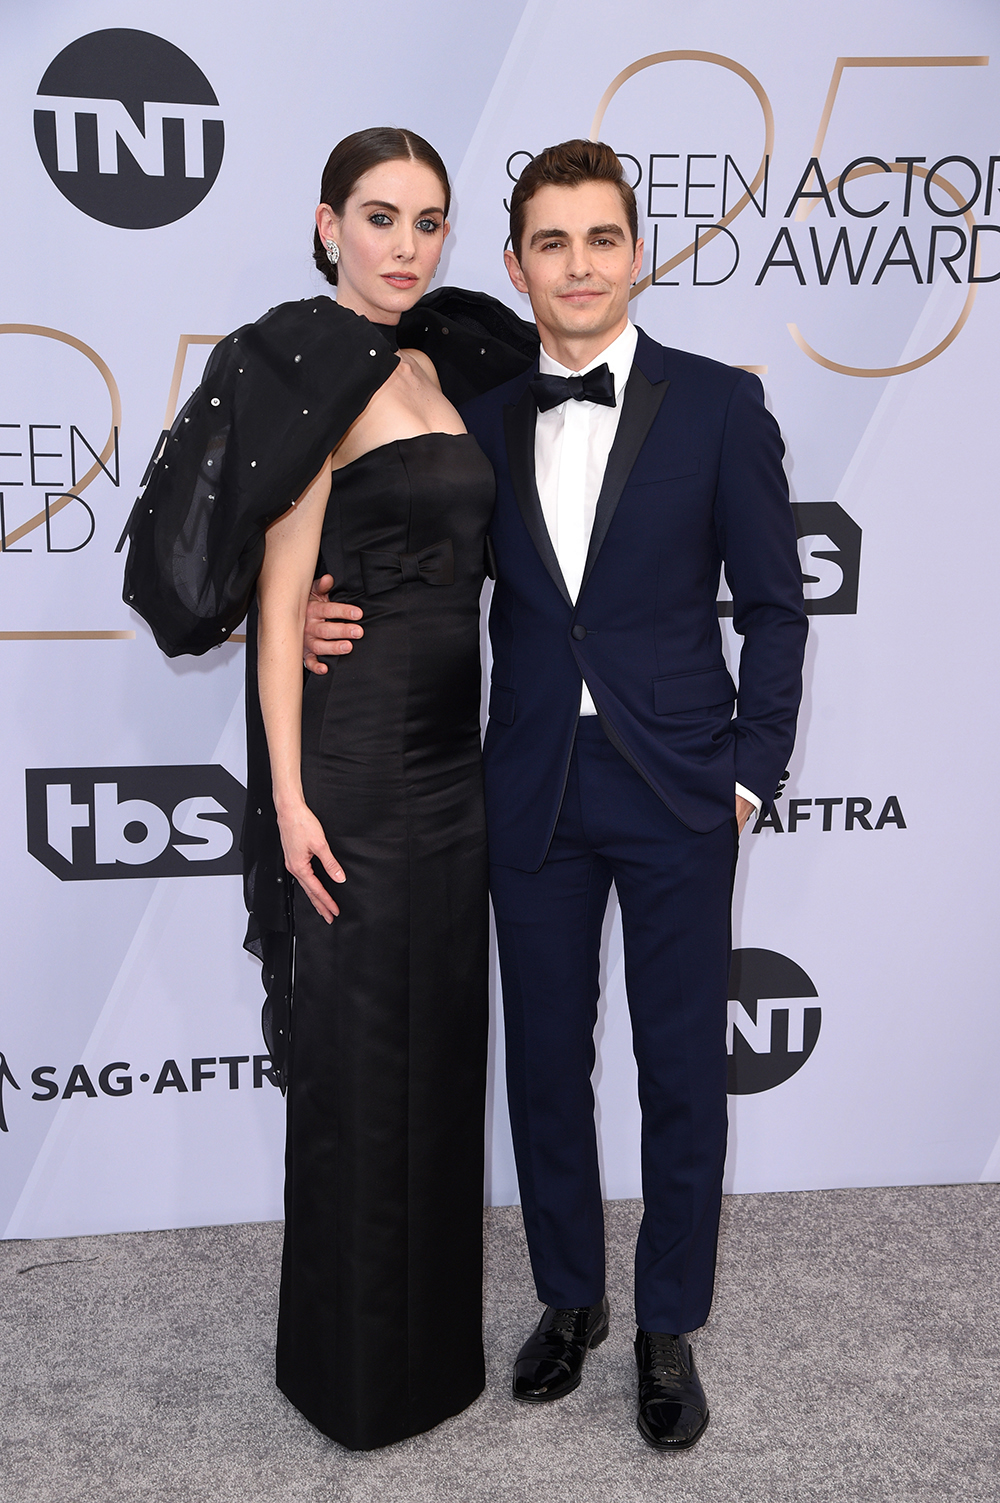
635, 326, 756, 397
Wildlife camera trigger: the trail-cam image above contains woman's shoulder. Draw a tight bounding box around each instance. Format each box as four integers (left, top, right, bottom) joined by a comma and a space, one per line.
123, 297, 401, 657
253, 294, 354, 335
215, 295, 394, 367
197, 297, 401, 417
397, 287, 538, 406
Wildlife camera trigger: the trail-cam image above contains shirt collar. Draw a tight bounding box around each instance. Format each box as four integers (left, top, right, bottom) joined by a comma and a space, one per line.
537, 321, 638, 400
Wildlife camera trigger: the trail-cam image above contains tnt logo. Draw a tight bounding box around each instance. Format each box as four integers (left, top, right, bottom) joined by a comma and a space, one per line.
34, 29, 224, 228
727, 948, 821, 1095
25, 766, 245, 880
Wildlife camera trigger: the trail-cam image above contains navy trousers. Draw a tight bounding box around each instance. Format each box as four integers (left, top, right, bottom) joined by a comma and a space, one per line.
489, 716, 737, 1334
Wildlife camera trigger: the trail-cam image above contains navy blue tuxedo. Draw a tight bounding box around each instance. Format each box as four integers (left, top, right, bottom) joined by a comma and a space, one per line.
461, 326, 806, 1335
463, 327, 807, 871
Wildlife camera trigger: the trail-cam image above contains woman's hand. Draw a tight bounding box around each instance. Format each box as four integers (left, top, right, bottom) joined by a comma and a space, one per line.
276, 800, 346, 923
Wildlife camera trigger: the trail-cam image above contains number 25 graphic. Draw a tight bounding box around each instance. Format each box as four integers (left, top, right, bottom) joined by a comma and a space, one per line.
591, 52, 989, 378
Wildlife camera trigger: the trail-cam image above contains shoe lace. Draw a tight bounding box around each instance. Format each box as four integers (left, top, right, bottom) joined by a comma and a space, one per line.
549, 1307, 582, 1339
645, 1332, 686, 1387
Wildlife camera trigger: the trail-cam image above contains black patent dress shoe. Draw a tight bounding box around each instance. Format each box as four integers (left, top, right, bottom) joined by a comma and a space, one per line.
511, 1297, 610, 1402
634, 1329, 710, 1450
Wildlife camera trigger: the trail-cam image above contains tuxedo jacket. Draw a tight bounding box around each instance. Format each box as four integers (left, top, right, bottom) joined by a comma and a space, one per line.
461, 325, 808, 873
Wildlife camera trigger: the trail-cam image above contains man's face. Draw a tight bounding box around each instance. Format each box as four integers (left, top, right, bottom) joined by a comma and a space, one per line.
504, 180, 643, 356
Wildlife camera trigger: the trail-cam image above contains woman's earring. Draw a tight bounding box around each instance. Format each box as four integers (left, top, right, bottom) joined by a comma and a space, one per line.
325, 239, 340, 267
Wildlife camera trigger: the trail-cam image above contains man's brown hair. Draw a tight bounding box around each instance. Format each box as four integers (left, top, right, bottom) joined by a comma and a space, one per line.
508, 139, 638, 261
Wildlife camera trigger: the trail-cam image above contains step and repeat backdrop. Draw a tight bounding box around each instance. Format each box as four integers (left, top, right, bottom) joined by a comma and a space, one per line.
2, 0, 998, 1239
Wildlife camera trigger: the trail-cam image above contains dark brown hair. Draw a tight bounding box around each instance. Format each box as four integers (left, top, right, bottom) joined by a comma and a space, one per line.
508, 139, 638, 261
313, 127, 451, 286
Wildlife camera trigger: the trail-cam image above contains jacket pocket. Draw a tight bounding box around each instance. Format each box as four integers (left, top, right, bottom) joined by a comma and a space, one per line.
628, 458, 700, 487
488, 684, 516, 725
653, 667, 736, 714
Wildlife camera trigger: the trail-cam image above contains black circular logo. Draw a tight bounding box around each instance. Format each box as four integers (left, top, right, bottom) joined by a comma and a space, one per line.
727, 948, 821, 1095
34, 29, 224, 228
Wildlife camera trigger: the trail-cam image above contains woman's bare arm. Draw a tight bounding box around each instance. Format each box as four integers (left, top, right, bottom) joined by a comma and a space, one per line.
256, 457, 345, 922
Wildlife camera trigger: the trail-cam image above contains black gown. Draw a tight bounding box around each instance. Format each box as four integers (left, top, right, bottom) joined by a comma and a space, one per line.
278, 433, 495, 1449
121, 290, 538, 1453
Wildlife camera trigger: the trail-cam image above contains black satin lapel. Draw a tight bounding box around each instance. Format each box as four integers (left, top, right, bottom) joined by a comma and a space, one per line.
503, 391, 572, 606
580, 368, 669, 595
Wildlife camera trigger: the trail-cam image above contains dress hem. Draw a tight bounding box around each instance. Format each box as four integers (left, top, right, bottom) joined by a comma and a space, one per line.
275, 1369, 487, 1451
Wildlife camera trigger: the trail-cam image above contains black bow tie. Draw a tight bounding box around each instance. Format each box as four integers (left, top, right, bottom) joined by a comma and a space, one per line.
528, 363, 616, 413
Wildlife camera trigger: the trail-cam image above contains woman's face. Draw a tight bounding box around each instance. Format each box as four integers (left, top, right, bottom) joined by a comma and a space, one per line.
317, 158, 450, 323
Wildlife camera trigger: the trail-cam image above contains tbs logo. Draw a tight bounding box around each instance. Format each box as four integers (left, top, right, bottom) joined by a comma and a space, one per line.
25, 766, 245, 880
719, 501, 861, 617
34, 29, 224, 228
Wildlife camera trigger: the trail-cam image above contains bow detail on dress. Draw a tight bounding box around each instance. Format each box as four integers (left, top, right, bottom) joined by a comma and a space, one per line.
360, 537, 455, 596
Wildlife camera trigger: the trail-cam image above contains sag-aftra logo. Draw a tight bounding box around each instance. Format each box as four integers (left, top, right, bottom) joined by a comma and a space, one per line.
0, 1051, 280, 1136
34, 29, 224, 228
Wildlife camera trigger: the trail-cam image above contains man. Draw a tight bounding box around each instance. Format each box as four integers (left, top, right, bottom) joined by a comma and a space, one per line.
307, 140, 806, 1450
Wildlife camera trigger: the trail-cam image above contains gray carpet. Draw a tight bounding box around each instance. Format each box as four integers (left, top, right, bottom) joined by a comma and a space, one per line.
2, 1186, 998, 1502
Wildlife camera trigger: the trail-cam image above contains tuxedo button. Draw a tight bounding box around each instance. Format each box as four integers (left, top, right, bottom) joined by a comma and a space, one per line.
571, 624, 587, 640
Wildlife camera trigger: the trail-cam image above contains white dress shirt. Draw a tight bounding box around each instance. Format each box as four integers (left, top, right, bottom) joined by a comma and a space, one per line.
534, 322, 637, 716
533, 320, 761, 813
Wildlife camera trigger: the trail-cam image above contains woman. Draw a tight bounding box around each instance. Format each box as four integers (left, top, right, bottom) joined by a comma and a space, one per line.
124, 128, 536, 1450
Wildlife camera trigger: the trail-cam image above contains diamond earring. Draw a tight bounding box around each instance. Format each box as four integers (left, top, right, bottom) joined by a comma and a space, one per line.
325, 239, 340, 267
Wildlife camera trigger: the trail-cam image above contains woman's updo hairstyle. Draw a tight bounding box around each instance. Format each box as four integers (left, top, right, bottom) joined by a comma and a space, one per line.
313, 127, 451, 286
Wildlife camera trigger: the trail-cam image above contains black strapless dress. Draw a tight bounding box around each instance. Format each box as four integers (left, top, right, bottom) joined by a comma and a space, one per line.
276, 432, 494, 1451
